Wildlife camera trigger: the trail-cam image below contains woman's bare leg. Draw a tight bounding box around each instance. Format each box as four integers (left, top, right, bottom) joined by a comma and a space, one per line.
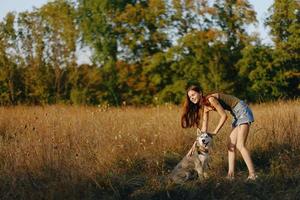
227, 127, 238, 178
236, 124, 256, 178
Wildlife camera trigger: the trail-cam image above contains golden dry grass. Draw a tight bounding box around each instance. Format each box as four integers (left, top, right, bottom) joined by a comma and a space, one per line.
0, 100, 299, 199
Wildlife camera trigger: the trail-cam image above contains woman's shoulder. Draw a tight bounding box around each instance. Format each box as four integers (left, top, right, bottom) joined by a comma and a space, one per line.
205, 93, 219, 100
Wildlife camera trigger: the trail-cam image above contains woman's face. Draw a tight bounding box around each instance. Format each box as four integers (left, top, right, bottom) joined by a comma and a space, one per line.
188, 90, 201, 104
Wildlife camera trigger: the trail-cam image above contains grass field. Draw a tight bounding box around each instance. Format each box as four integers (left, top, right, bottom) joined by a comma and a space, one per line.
0, 100, 299, 199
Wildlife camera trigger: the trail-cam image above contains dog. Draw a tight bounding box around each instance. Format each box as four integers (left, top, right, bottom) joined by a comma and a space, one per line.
168, 129, 213, 184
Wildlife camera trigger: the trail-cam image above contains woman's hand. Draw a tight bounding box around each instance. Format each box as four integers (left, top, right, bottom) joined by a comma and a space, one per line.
207, 132, 216, 138
198, 128, 216, 137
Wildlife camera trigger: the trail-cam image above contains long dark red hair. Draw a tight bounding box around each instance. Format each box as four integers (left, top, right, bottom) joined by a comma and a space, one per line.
181, 85, 216, 128
181, 85, 203, 128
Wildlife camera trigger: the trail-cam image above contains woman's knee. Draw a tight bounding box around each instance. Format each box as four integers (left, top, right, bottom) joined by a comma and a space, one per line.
227, 142, 236, 152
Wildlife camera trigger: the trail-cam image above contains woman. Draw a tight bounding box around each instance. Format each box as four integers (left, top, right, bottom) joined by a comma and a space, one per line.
181, 85, 257, 180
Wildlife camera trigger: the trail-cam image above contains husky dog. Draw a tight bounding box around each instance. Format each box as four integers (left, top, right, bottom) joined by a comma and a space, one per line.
169, 129, 213, 184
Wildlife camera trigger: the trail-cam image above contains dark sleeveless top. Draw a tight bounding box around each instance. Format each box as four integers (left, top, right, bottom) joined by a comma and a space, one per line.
206, 93, 240, 111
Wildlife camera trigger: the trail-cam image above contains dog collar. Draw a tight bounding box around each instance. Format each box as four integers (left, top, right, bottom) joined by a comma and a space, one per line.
197, 149, 208, 154
196, 143, 209, 155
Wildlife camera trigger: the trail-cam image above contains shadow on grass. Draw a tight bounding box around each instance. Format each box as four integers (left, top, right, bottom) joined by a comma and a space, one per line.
1, 142, 300, 200
130, 175, 300, 200
129, 142, 300, 200
236, 142, 300, 176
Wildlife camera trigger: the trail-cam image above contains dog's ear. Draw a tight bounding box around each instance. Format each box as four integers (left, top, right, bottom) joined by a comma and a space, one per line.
197, 128, 202, 136
207, 132, 214, 138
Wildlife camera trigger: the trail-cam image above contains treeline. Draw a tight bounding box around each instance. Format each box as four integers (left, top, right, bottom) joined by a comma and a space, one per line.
0, 0, 299, 106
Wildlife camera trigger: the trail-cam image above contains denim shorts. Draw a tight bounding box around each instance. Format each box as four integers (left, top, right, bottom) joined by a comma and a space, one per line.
231, 101, 254, 128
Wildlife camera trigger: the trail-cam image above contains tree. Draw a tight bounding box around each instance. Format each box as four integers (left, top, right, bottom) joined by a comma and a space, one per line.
15, 0, 78, 104
0, 13, 23, 105
212, 0, 257, 94
67, 64, 103, 104
39, 0, 78, 102
265, 0, 300, 98
236, 44, 275, 101
77, 0, 135, 105
114, 0, 171, 62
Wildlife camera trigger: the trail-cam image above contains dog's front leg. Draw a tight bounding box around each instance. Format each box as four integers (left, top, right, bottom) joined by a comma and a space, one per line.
194, 159, 204, 180
202, 159, 209, 179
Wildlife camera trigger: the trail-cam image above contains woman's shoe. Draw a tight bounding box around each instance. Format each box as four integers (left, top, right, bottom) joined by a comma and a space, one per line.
225, 175, 235, 181
246, 174, 258, 181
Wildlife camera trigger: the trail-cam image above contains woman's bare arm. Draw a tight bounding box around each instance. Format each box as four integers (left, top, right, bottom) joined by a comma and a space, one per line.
208, 97, 228, 135
186, 141, 197, 157
201, 107, 209, 132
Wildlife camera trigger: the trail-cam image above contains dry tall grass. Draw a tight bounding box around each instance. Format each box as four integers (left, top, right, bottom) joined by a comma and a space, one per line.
0, 100, 299, 199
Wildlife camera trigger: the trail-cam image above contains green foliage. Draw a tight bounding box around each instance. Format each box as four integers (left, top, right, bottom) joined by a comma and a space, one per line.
114, 0, 171, 61
156, 80, 187, 104
0, 13, 23, 105
0, 0, 298, 105
237, 44, 274, 101
67, 64, 103, 105
265, 0, 300, 98
77, 0, 129, 63
70, 88, 87, 104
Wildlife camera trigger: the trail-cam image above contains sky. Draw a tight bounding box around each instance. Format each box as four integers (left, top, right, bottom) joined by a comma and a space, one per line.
0, 0, 274, 63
